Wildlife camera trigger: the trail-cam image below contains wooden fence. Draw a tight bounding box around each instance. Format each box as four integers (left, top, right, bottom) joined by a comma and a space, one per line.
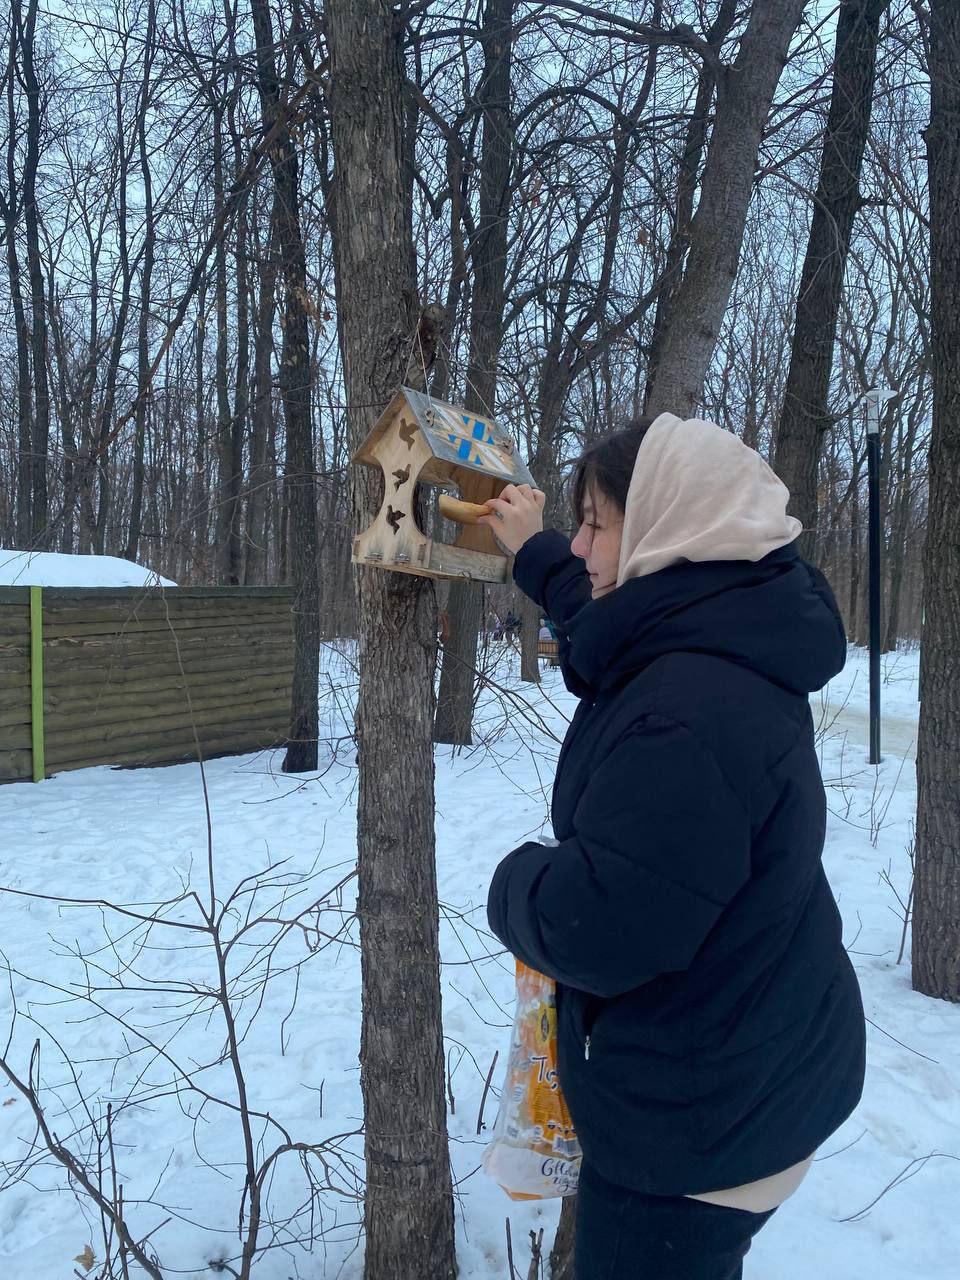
0, 587, 295, 783
537, 637, 560, 667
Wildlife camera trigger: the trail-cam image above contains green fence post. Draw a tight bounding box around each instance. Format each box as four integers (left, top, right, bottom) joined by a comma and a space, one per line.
30, 585, 45, 782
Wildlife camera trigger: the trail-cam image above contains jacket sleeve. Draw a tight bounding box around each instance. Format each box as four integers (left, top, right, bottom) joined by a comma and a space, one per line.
513, 530, 592, 627
512, 530, 593, 695
487, 715, 751, 997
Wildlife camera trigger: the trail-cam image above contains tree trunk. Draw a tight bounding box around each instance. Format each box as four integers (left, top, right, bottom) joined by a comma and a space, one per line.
550, 1197, 577, 1280
0, 22, 34, 550
226, 203, 249, 585
46, 277, 78, 553
435, 0, 514, 746
193, 276, 210, 564
93, 70, 136, 556
912, 0, 960, 1003
326, 4, 457, 1278
75, 198, 103, 554
774, 0, 889, 560
16, 0, 51, 545
245, 208, 278, 585
847, 503, 861, 645
221, 22, 248, 586
4, 207, 33, 549
213, 106, 234, 582
249, 0, 320, 773
645, 0, 808, 418
518, 592, 541, 684
645, 0, 738, 406
126, 0, 156, 565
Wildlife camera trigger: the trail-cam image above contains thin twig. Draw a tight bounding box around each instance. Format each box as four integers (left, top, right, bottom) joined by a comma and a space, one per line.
477, 1049, 500, 1135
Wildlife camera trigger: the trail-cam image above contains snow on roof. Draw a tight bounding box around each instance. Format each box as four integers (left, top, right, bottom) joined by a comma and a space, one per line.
0, 548, 177, 589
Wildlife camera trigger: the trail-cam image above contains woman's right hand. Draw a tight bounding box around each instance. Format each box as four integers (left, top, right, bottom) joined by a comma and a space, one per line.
478, 484, 547, 555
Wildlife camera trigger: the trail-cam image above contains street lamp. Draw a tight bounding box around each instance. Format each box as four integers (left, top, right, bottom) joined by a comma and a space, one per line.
864, 386, 895, 765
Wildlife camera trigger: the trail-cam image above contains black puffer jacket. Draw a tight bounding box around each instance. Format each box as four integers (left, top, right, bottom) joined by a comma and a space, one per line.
487, 531, 865, 1196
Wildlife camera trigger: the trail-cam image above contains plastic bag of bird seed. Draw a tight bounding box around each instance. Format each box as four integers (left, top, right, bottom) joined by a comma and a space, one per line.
482, 959, 581, 1200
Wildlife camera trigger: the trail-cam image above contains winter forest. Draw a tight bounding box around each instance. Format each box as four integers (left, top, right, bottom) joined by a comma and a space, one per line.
1, 1, 958, 1279
0, 0, 934, 639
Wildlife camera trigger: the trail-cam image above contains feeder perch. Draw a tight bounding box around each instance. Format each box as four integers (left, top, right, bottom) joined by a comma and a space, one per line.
351, 386, 535, 583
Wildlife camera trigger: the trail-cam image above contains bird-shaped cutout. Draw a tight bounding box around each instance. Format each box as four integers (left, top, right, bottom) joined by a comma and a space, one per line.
386, 505, 405, 534
398, 417, 418, 448
392, 464, 411, 491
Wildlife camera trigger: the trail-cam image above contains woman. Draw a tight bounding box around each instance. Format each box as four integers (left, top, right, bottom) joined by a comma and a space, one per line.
480, 414, 865, 1280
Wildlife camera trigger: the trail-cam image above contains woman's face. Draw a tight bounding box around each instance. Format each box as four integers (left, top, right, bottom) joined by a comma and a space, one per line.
570, 486, 624, 598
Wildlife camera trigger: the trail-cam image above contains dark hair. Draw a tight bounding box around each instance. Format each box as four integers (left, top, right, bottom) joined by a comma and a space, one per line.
571, 417, 656, 524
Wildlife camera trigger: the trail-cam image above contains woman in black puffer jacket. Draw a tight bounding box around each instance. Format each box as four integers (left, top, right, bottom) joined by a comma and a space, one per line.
481, 414, 865, 1280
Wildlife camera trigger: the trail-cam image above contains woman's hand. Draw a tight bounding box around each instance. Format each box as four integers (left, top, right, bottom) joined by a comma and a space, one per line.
477, 484, 547, 555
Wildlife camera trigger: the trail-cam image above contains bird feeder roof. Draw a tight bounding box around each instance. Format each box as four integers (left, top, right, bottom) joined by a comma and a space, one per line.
353, 387, 535, 486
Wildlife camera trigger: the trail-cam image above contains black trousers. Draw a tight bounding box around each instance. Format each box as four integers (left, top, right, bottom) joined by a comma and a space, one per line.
574, 1163, 776, 1280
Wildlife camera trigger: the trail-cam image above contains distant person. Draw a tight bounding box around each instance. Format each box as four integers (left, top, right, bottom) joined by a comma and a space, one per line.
479, 415, 865, 1280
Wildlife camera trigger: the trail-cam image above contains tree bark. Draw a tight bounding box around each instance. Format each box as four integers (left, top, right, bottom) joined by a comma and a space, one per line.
126, 0, 156, 565
326, 3, 457, 1277
883, 396, 921, 652
15, 0, 51, 545
92, 67, 138, 556
249, 0, 320, 773
773, 0, 889, 560
645, 0, 808, 418
847, 485, 861, 644
912, 0, 960, 1003
550, 1196, 577, 1280
518, 592, 540, 683
644, 0, 738, 407
213, 103, 234, 581
435, 0, 514, 746
192, 276, 210, 563
245, 204, 278, 585
215, 50, 248, 587
226, 203, 249, 585
0, 17, 34, 548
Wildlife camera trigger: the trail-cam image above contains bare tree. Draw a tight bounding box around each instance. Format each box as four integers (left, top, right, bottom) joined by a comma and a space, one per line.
0, 3, 34, 547
645, 0, 808, 417
645, 0, 740, 407
244, 200, 279, 586
435, 0, 515, 746
248, 0, 321, 773
774, 0, 890, 560
325, 2, 457, 1276
125, 0, 157, 565
12, 0, 51, 545
912, 0, 960, 1003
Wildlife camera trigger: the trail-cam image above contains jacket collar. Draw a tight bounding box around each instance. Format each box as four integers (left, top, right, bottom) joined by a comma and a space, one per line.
563, 544, 810, 696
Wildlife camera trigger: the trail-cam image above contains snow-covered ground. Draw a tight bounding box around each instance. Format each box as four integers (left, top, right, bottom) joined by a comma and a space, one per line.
1, 642, 956, 1279
0, 548, 176, 588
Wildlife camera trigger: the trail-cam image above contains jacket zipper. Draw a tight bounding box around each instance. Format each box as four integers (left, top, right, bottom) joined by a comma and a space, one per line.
581, 995, 600, 1060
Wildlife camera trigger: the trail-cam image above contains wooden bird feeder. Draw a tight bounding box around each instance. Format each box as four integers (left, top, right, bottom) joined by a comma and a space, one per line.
351, 386, 535, 583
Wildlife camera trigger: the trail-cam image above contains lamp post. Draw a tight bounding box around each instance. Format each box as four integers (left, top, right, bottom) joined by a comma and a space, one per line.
864, 386, 894, 765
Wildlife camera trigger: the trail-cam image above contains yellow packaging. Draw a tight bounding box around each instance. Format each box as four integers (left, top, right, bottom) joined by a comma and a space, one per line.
482, 959, 581, 1199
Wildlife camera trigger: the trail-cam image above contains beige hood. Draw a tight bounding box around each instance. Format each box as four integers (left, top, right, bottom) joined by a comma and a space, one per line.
617, 413, 802, 585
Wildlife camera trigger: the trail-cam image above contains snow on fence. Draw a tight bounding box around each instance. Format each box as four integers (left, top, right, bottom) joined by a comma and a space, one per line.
0, 586, 295, 782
